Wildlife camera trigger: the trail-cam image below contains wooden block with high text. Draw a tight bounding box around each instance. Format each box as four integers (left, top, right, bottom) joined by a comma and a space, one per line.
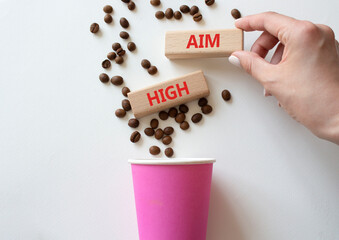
165, 28, 243, 59
128, 70, 210, 118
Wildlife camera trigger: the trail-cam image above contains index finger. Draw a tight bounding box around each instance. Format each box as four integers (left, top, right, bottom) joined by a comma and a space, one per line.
235, 12, 297, 44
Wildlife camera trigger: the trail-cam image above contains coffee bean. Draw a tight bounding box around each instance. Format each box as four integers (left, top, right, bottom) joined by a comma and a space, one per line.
155, 129, 164, 140
103, 5, 113, 13
190, 6, 199, 15
104, 14, 113, 24
122, 99, 131, 111
122, 87, 130, 97
127, 1, 135, 10
150, 119, 159, 129
144, 127, 155, 136
205, 0, 215, 6
202, 105, 213, 114
116, 48, 126, 56
174, 11, 182, 20
165, 8, 174, 19
128, 118, 139, 128
107, 52, 116, 60
120, 17, 129, 28
198, 97, 208, 107
130, 131, 141, 143
179, 104, 189, 113
165, 147, 174, 158
180, 121, 190, 130
121, 0, 130, 3
149, 146, 161, 155
180, 5, 190, 13
148, 66, 158, 75
90, 23, 99, 33
115, 56, 124, 64
120, 31, 129, 39
99, 73, 109, 83
141, 59, 151, 69
112, 42, 121, 51
102, 59, 111, 69
222, 89, 231, 101
162, 136, 172, 145
191, 113, 203, 123
175, 113, 186, 123
150, 0, 161, 6
159, 111, 168, 120
155, 11, 165, 19
231, 9, 241, 19
164, 127, 174, 135
115, 108, 126, 118
168, 107, 178, 118
127, 42, 136, 51
193, 13, 203, 22
111, 76, 124, 85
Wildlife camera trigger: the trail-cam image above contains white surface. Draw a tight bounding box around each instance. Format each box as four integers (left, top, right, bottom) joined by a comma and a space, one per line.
128, 158, 216, 165
0, 0, 338, 239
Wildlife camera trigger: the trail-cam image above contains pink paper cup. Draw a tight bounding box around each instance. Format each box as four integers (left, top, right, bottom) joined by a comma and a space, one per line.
129, 158, 216, 240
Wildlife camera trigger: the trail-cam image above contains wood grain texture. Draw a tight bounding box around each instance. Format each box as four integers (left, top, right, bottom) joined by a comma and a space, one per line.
128, 70, 210, 118
165, 28, 243, 59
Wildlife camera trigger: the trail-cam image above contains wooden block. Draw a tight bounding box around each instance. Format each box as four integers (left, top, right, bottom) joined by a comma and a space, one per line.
128, 70, 210, 118
165, 28, 243, 59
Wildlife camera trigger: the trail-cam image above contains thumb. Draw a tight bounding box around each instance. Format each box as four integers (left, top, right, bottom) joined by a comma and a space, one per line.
229, 51, 274, 85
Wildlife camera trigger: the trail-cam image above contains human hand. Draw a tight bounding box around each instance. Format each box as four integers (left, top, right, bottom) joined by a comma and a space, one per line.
229, 12, 339, 145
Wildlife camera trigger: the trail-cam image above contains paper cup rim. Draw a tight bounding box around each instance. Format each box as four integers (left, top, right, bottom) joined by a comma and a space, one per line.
128, 158, 216, 165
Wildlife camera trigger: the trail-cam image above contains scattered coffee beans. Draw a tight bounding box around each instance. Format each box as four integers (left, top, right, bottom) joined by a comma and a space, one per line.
90, 23, 99, 33
122, 87, 130, 97
130, 131, 141, 143
128, 118, 140, 128
150, 119, 159, 129
165, 8, 174, 19
150, 0, 161, 6
164, 127, 174, 135
103, 5, 113, 13
107, 52, 116, 60
205, 0, 215, 6
99, 73, 109, 83
115, 56, 124, 64
179, 104, 189, 113
115, 108, 126, 118
180, 5, 190, 13
120, 31, 129, 39
175, 113, 186, 123
165, 147, 174, 157
190, 6, 199, 15
202, 105, 213, 114
222, 89, 231, 101
127, 42, 136, 51
122, 99, 131, 111
159, 111, 169, 120
104, 14, 113, 24
193, 13, 203, 22
144, 127, 155, 136
120, 17, 129, 28
121, 0, 130, 3
127, 1, 135, 10
111, 76, 124, 85
149, 146, 161, 155
198, 97, 208, 107
191, 113, 203, 123
162, 136, 172, 145
155, 129, 164, 140
174, 11, 182, 20
148, 66, 158, 75
231, 9, 241, 19
141, 59, 151, 69
168, 107, 178, 118
155, 11, 165, 19
180, 121, 190, 130
116, 48, 126, 56
102, 59, 111, 69
112, 42, 121, 51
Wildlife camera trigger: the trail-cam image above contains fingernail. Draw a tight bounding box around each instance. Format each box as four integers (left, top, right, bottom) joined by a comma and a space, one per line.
228, 55, 241, 68
263, 88, 267, 96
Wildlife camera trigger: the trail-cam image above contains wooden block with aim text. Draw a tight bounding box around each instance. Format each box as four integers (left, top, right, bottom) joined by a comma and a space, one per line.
128, 70, 209, 118
165, 28, 243, 59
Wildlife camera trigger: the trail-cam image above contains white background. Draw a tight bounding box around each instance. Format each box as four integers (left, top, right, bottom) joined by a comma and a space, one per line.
0, 0, 338, 239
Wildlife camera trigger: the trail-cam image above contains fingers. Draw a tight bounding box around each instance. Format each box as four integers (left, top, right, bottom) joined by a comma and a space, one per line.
270, 43, 285, 64
251, 31, 279, 58
235, 11, 297, 44
336, 40, 339, 56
